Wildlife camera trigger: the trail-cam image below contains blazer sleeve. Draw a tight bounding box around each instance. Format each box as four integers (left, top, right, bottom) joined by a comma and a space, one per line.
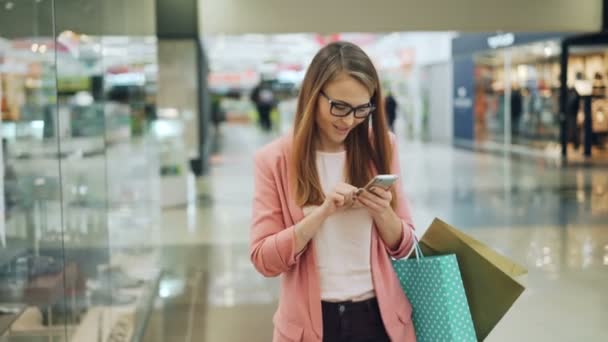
249, 150, 305, 277
384, 133, 416, 259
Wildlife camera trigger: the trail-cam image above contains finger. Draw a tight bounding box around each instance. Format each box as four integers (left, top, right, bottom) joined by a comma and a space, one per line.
358, 189, 384, 204
351, 201, 363, 209
336, 186, 358, 198
341, 189, 356, 199
348, 194, 357, 206
357, 191, 384, 206
357, 195, 383, 212
339, 182, 358, 192
336, 189, 354, 202
335, 193, 346, 207
358, 191, 390, 209
328, 193, 344, 207
368, 187, 392, 200
342, 196, 353, 207
356, 190, 374, 204
340, 190, 359, 207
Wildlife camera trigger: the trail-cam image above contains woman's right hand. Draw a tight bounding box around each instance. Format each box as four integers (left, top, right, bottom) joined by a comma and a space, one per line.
294, 182, 359, 254
320, 182, 359, 216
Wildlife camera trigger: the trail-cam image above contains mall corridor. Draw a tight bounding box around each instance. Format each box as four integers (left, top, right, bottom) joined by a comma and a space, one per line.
151, 123, 608, 342
3, 1, 608, 340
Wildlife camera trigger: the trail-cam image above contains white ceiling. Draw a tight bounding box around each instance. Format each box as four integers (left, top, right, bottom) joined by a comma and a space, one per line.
198, 0, 603, 34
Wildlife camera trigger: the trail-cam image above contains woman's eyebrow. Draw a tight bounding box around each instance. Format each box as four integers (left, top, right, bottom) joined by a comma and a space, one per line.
331, 97, 371, 107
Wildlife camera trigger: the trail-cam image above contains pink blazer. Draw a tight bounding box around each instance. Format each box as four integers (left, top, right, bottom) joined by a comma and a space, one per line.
250, 133, 416, 342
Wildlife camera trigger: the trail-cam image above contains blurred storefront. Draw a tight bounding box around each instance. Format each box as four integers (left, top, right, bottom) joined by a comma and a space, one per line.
559, 33, 608, 162
0, 1, 164, 341
203, 32, 455, 141
370, 32, 455, 143
452, 32, 608, 162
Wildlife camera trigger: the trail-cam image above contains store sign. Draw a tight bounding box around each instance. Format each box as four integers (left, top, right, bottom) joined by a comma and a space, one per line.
453, 57, 474, 141
454, 87, 472, 109
487, 33, 515, 49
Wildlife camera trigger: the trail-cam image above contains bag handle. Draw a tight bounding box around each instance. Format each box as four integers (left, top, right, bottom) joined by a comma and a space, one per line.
413, 234, 425, 261
392, 230, 425, 262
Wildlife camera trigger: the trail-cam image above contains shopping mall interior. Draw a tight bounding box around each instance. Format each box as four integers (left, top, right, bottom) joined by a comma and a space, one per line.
0, 0, 607, 341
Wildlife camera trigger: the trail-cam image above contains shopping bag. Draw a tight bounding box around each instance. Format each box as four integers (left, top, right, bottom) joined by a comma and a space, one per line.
419, 218, 527, 341
392, 240, 477, 342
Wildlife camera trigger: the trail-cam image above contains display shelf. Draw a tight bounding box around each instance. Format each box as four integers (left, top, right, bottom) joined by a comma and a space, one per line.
0, 246, 27, 269
152, 119, 188, 208
0, 304, 26, 337
2, 306, 71, 338
70, 269, 162, 342
130, 269, 162, 342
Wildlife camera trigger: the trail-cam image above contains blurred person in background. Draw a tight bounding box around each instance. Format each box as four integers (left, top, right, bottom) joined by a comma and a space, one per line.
592, 72, 606, 97
2, 139, 17, 218
250, 42, 416, 342
567, 72, 585, 150
210, 91, 226, 132
384, 90, 398, 132
510, 85, 522, 138
251, 80, 276, 131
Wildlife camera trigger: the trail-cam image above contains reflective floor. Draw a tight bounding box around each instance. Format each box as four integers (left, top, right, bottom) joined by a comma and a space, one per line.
147, 123, 608, 342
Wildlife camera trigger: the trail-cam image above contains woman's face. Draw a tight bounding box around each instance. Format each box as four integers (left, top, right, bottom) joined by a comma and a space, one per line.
316, 73, 372, 151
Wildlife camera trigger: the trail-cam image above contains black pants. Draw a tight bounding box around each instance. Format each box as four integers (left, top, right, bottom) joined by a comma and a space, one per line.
322, 298, 390, 342
257, 106, 272, 131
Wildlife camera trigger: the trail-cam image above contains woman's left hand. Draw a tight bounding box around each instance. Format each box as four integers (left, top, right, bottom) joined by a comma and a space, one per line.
356, 186, 394, 219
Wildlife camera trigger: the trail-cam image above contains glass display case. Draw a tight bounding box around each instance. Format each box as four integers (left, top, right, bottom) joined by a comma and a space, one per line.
473, 40, 562, 148
0, 1, 162, 341
473, 39, 608, 157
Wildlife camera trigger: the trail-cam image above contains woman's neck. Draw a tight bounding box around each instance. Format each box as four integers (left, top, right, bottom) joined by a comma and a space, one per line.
316, 139, 345, 153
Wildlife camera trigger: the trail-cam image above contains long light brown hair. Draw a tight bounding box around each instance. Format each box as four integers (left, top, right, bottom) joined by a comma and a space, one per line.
291, 41, 395, 208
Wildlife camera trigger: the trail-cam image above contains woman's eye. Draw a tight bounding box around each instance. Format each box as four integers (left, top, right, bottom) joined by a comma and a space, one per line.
333, 104, 349, 111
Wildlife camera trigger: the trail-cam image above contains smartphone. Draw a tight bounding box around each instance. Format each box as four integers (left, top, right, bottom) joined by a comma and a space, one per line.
356, 174, 398, 195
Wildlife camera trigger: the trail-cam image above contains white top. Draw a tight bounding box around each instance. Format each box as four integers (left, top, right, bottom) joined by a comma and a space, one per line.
303, 151, 375, 302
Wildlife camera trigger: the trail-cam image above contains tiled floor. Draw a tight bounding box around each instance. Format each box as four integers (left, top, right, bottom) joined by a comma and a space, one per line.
148, 123, 608, 342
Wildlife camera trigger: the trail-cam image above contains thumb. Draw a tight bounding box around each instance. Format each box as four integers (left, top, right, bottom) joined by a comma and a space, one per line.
332, 193, 345, 207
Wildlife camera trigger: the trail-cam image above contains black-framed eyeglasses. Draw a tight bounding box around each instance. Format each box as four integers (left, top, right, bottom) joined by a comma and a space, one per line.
320, 91, 375, 118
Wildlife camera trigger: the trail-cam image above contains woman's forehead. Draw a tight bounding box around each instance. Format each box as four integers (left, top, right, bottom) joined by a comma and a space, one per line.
323, 74, 372, 106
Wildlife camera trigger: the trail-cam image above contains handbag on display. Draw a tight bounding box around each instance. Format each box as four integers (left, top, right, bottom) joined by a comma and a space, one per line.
392, 237, 477, 342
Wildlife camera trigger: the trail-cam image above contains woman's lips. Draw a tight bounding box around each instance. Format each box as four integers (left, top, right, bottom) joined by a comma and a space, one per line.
333, 124, 350, 135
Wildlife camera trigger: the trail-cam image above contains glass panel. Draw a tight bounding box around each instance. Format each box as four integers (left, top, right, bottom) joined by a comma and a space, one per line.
473, 50, 503, 144
474, 40, 562, 149
54, 0, 162, 341
0, 0, 69, 340
103, 35, 162, 342
510, 41, 561, 147
53, 0, 109, 339
0, 0, 162, 340
566, 46, 608, 160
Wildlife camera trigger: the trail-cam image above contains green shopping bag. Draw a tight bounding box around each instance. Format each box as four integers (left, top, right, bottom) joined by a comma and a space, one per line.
392, 239, 477, 342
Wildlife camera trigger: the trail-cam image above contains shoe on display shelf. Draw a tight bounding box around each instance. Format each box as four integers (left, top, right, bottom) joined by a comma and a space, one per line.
89, 288, 137, 306
96, 264, 145, 289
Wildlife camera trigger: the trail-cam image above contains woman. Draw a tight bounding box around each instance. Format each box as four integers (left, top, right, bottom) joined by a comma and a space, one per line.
250, 42, 416, 342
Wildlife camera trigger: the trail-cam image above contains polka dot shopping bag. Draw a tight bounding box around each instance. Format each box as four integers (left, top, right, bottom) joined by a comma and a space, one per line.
392, 237, 478, 342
